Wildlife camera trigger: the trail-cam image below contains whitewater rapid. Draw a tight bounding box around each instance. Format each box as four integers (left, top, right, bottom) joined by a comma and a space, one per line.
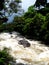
0, 32, 49, 65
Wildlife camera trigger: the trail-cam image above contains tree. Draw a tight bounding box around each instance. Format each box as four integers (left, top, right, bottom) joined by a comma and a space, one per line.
37, 7, 49, 16
46, 3, 49, 7
34, 0, 47, 9
0, 0, 21, 15
0, 0, 5, 10
5, 0, 21, 15
23, 13, 45, 39
34, 0, 49, 15
23, 5, 36, 19
0, 0, 22, 24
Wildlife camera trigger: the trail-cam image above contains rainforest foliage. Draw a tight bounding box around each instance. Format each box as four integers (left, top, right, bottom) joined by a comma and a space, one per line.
0, 48, 15, 65
0, 0, 21, 24
0, 0, 49, 45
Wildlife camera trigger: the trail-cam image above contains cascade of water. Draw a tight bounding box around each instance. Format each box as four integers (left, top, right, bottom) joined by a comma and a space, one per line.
0, 32, 49, 65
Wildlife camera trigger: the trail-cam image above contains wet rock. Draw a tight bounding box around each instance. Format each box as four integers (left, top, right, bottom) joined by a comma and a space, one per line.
16, 63, 25, 65
18, 39, 30, 48
9, 32, 12, 34
10, 62, 26, 65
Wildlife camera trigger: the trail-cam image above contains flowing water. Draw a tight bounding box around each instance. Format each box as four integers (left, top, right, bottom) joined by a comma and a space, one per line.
0, 32, 49, 65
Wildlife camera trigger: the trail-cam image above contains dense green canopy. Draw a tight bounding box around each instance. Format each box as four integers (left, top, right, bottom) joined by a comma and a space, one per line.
0, 0, 21, 24
34, 0, 47, 9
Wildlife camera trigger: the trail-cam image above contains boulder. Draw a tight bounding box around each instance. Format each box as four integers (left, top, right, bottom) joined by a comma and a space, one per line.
18, 39, 30, 48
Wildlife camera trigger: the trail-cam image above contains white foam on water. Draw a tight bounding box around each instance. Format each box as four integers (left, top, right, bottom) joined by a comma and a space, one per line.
0, 32, 49, 65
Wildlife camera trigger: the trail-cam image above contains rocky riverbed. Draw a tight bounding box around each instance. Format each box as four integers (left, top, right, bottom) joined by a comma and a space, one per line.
0, 32, 49, 65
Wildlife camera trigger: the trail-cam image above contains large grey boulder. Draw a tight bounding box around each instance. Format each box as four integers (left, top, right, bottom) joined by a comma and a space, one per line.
18, 39, 30, 48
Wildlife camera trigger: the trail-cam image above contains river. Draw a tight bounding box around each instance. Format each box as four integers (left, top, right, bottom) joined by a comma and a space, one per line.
0, 32, 49, 65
